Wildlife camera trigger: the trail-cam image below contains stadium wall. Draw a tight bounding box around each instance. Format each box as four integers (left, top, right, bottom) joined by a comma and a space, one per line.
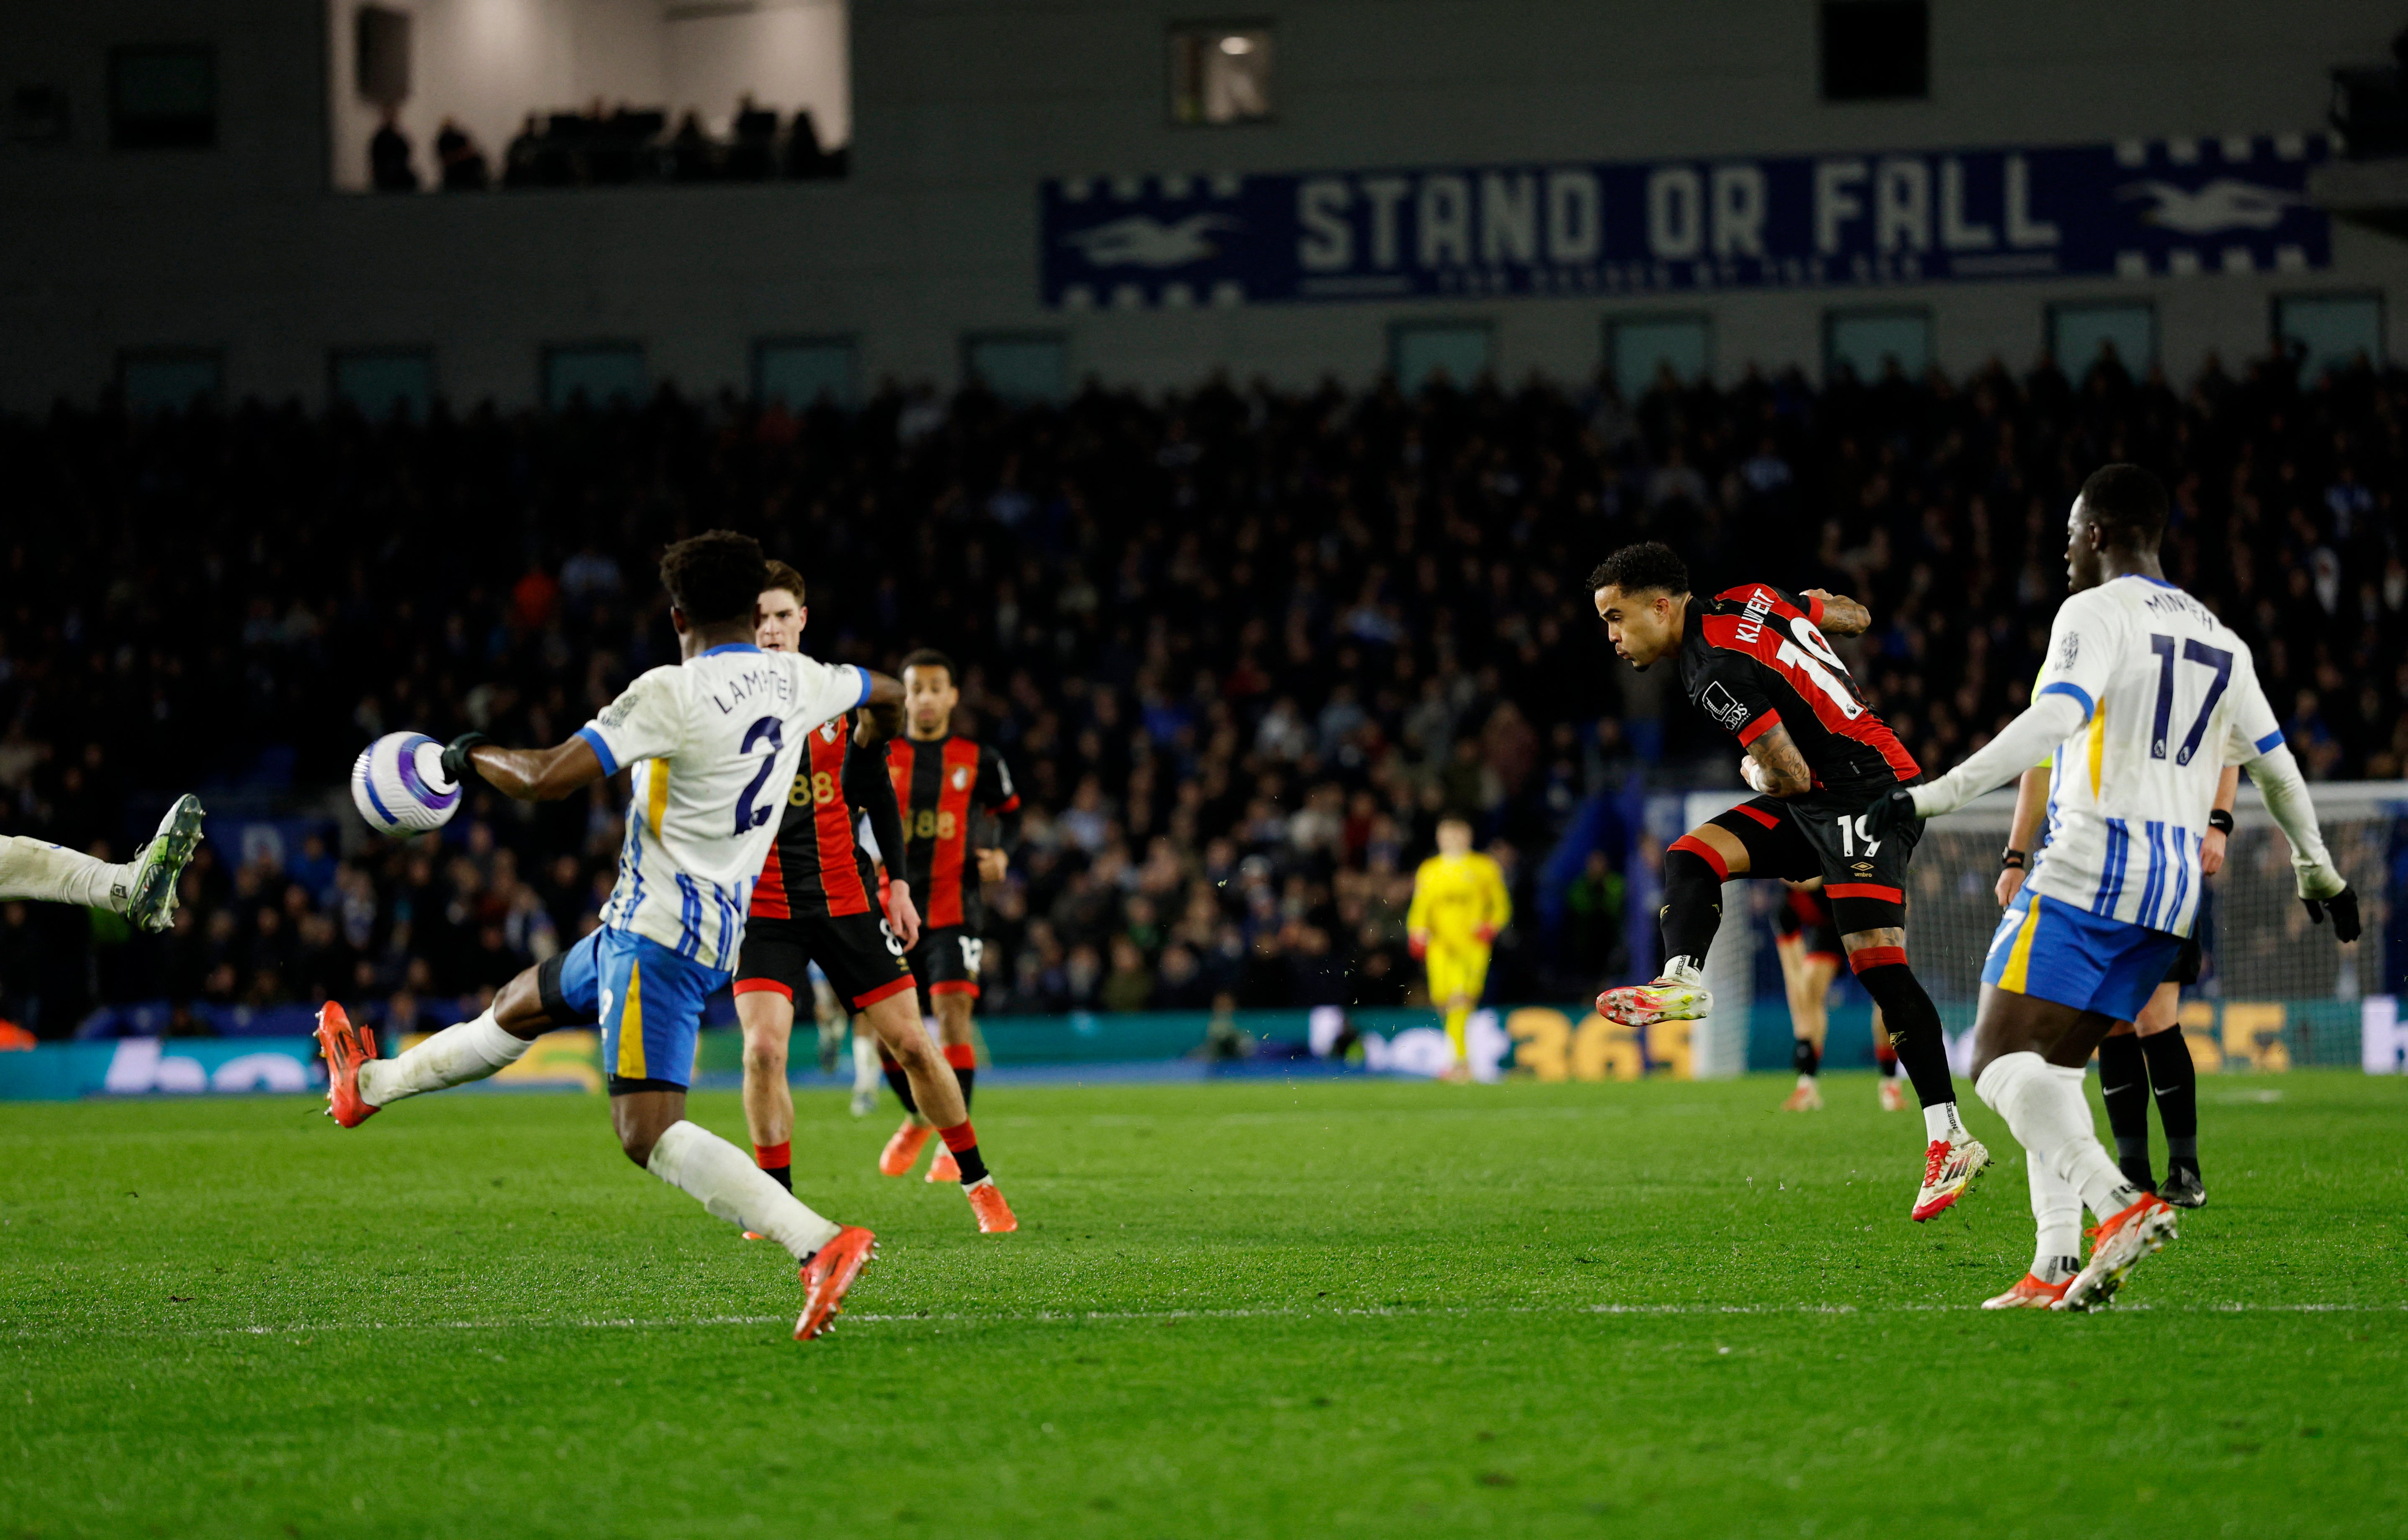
4, 0, 2405, 409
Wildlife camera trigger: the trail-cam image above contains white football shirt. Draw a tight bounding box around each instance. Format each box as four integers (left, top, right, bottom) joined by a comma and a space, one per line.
2024, 575, 2282, 935
577, 644, 870, 970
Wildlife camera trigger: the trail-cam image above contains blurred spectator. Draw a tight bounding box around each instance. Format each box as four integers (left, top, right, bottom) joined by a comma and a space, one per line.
436, 118, 489, 191
370, 111, 418, 192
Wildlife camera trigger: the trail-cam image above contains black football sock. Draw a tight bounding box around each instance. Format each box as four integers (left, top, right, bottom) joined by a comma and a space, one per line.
752, 1142, 793, 1192
879, 1053, 921, 1118
2140, 1029, 2200, 1172
1657, 844, 1725, 971
941, 1043, 977, 1113
957, 1067, 976, 1110
1791, 1038, 1820, 1078
1854, 963, 1956, 1118
937, 1122, 990, 1185
2097, 1033, 2154, 1188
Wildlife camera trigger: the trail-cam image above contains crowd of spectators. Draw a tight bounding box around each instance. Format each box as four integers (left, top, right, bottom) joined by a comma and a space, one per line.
0, 341, 2400, 1039
369, 98, 846, 194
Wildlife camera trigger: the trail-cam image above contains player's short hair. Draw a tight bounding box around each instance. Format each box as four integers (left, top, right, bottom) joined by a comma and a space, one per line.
761, 559, 806, 604
899, 648, 956, 684
658, 530, 767, 627
2079, 464, 2168, 552
1587, 542, 1690, 598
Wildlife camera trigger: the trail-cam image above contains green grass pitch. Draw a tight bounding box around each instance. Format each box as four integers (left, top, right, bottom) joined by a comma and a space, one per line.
3, 1070, 2405, 1539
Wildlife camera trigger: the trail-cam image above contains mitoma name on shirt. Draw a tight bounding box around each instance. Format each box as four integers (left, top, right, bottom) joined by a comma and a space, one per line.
1731, 587, 1779, 644
708, 665, 797, 716
2140, 586, 2217, 627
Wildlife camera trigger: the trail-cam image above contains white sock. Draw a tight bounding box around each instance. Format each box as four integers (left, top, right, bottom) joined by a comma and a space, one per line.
2025, 1139, 2084, 1278
0, 836, 131, 912
356, 1010, 530, 1105
1796, 1073, 1817, 1090
1922, 1101, 1966, 1143
646, 1119, 842, 1263
851, 1029, 879, 1093
1975, 1052, 2141, 1220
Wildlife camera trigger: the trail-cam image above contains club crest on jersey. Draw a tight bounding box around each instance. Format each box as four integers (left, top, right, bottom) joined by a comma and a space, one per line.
819, 720, 842, 743
2056, 631, 2080, 670
951, 766, 971, 790
1699, 680, 1752, 732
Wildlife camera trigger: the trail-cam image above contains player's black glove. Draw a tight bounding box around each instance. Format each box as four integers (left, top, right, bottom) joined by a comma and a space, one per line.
1862, 786, 1921, 844
439, 732, 490, 787
2303, 886, 2361, 944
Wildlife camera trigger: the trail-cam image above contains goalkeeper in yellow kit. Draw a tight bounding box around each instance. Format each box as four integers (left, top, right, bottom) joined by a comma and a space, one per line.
1407, 815, 1512, 1082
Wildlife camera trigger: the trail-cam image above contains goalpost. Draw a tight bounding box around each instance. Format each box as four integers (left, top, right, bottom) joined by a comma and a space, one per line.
1684, 783, 2404, 1078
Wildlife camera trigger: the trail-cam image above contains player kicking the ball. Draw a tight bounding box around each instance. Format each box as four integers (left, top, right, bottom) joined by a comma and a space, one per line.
877, 650, 1021, 1183
0, 794, 205, 933
1587, 543, 1984, 1221
732, 566, 1014, 1232
316, 531, 919, 1340
1866, 466, 2357, 1311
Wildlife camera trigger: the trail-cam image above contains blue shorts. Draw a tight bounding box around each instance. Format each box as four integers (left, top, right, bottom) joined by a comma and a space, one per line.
1981, 892, 2183, 1024
546, 925, 731, 1091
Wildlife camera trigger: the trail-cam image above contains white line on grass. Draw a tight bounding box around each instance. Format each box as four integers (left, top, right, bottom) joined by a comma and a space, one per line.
12, 1299, 2403, 1339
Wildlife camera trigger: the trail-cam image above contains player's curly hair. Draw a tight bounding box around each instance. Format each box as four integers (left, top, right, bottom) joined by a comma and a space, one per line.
658, 530, 768, 627
1586, 541, 1690, 598
899, 648, 956, 683
2079, 464, 2168, 552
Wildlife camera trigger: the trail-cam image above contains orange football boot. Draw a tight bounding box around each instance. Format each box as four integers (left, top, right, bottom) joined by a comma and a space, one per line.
795, 1225, 876, 1341
925, 1148, 961, 1183
964, 1177, 1017, 1233
879, 1120, 933, 1176
314, 1001, 379, 1128
1981, 1273, 2071, 1309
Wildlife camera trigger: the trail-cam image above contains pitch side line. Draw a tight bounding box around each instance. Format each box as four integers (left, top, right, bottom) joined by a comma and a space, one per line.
9, 1299, 2403, 1339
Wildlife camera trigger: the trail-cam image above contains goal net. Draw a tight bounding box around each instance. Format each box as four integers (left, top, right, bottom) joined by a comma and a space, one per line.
1904, 782, 2404, 1073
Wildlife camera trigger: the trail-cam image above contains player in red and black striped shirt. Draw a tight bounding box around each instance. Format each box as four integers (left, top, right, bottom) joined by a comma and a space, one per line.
732, 569, 1015, 1234
871, 649, 1024, 1183
1586, 542, 1983, 1224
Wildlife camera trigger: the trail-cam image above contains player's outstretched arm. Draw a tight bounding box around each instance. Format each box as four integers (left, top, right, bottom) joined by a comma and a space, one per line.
444, 734, 606, 803
1802, 589, 1870, 636
853, 670, 904, 744
1741, 723, 1814, 798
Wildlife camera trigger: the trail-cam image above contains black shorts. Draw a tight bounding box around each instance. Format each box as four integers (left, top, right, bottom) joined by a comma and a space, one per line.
1688, 790, 1922, 942
907, 924, 984, 1001
2164, 932, 2203, 988
733, 911, 916, 1013
1771, 888, 1844, 961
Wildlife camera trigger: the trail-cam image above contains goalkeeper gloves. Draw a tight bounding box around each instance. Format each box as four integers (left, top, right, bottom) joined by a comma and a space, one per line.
439, 732, 491, 787
2303, 886, 2361, 943
1862, 786, 1920, 844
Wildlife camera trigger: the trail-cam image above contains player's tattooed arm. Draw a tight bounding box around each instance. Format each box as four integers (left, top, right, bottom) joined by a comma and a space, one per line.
466, 737, 607, 802
1743, 723, 1815, 798
1802, 589, 1871, 636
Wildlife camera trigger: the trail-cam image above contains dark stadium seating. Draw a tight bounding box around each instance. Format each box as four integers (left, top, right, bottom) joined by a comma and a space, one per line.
0, 345, 2396, 1037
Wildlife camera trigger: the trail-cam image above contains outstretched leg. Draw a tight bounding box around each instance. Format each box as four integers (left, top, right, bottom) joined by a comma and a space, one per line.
1598, 798, 1813, 1027
0, 793, 203, 933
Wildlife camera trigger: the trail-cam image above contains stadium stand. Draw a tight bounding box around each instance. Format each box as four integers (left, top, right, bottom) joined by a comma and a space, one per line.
0, 344, 2398, 1037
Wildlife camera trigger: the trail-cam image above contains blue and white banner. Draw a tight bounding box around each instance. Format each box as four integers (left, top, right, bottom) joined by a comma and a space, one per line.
1042, 133, 2330, 309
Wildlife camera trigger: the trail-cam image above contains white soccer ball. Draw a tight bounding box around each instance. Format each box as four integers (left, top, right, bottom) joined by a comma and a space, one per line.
351, 732, 463, 834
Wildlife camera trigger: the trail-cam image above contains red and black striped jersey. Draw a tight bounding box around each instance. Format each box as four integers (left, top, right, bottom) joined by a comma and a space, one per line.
1678, 583, 1920, 798
750, 710, 878, 921
885, 734, 1021, 930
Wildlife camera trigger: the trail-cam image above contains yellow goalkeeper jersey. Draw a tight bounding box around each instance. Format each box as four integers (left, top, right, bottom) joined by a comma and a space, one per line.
1407, 852, 1511, 948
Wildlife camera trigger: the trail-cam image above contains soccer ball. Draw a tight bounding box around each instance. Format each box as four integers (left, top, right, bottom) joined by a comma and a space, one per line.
351, 732, 462, 834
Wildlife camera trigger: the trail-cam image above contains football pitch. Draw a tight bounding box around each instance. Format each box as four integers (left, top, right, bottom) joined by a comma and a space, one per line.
4, 1072, 2404, 1539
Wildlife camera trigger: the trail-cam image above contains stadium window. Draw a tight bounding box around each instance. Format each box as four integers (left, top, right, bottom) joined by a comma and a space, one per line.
542, 344, 647, 411
1819, 1, 1927, 103
964, 334, 1068, 406
1825, 308, 1930, 381
109, 44, 216, 150
1606, 315, 1712, 393
1391, 322, 1494, 393
119, 349, 222, 416
332, 348, 435, 422
2049, 302, 2154, 379
755, 338, 856, 410
2275, 293, 2385, 380
1169, 23, 1274, 125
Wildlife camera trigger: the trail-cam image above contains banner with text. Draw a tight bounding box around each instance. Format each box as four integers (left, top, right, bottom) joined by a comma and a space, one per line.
1041, 133, 2329, 310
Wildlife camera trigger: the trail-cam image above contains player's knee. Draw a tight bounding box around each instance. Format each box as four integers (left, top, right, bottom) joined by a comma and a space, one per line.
1663, 845, 1724, 903
1853, 963, 1937, 1032
740, 1031, 787, 1079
